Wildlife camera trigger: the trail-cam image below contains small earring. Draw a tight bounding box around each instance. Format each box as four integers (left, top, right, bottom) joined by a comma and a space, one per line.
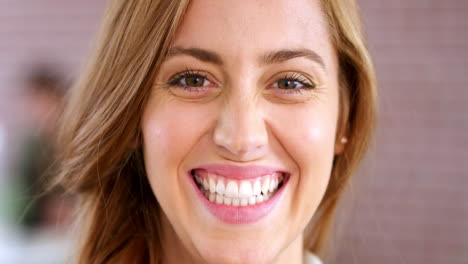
340, 137, 348, 144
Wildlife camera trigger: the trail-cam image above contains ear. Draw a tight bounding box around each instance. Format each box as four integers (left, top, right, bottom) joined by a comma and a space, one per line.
334, 134, 348, 154
334, 108, 349, 155
334, 104, 349, 155
335, 84, 350, 155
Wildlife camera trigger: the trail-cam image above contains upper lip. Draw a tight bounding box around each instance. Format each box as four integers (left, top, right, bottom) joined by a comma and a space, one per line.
190, 163, 288, 180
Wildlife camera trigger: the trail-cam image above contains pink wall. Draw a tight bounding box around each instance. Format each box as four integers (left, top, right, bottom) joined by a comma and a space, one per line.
335, 1, 468, 263
1, 1, 466, 263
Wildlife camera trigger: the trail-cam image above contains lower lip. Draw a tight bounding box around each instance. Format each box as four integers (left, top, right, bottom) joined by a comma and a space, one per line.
188, 173, 288, 224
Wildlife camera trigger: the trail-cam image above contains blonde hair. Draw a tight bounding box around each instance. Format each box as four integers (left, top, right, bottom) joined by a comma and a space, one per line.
55, 0, 376, 263
305, 0, 376, 256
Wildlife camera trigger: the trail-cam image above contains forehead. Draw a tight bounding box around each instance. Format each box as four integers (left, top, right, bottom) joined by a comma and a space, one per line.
173, 0, 335, 64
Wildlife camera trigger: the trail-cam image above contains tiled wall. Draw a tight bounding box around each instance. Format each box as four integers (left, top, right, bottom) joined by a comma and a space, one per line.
335, 1, 468, 263
0, 1, 466, 263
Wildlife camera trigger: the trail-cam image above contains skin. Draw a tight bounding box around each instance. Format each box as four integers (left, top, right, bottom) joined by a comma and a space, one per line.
141, 0, 343, 263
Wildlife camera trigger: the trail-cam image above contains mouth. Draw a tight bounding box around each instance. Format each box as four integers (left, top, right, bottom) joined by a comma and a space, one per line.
191, 169, 287, 207
188, 165, 290, 224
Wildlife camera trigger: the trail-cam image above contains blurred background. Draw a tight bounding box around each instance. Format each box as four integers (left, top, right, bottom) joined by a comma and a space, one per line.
0, 0, 466, 263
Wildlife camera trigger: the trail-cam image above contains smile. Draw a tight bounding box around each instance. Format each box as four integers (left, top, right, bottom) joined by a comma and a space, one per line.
192, 169, 285, 206
188, 164, 290, 224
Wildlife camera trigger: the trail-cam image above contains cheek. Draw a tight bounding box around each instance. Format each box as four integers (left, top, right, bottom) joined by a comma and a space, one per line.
270, 104, 338, 170
268, 103, 338, 217
298, 117, 336, 187
141, 99, 215, 198
286, 112, 336, 185
142, 108, 192, 165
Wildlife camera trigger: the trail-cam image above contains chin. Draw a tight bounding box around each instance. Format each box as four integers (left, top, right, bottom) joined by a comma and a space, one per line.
195, 240, 281, 264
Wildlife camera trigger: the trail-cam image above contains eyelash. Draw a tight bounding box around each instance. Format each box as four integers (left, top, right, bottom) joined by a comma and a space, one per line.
167, 69, 211, 91
274, 72, 316, 94
166, 69, 317, 94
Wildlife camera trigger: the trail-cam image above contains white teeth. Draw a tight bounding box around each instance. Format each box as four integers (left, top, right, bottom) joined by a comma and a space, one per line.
240, 198, 248, 206
248, 196, 256, 205
195, 171, 286, 206
256, 195, 264, 203
209, 178, 216, 193
262, 178, 270, 194
269, 178, 277, 193
225, 180, 239, 197
253, 180, 261, 196
224, 196, 232, 206
216, 180, 225, 195
209, 193, 215, 202
203, 178, 209, 190
216, 194, 223, 204
239, 181, 253, 198
204, 188, 276, 207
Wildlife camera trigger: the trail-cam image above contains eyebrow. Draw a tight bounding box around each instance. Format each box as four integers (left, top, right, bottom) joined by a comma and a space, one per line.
261, 49, 326, 69
166, 47, 223, 65
165, 47, 326, 69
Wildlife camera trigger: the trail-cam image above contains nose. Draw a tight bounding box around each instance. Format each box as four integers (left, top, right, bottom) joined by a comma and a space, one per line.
213, 94, 269, 161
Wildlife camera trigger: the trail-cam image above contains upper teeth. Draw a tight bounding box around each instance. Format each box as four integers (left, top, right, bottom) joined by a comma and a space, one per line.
193, 170, 284, 205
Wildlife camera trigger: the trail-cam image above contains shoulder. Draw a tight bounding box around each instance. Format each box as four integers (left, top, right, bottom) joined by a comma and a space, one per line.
304, 251, 323, 264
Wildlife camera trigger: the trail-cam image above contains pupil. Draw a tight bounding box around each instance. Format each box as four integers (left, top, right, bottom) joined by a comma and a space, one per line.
187, 76, 203, 87
281, 79, 296, 89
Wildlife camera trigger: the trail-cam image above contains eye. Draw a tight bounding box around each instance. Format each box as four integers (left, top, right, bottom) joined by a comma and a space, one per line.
180, 74, 209, 87
271, 73, 316, 93
166, 70, 219, 98
275, 79, 304, 89
167, 70, 218, 90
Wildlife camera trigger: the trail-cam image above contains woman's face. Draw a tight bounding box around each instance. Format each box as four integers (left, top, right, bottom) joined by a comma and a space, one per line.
142, 0, 341, 263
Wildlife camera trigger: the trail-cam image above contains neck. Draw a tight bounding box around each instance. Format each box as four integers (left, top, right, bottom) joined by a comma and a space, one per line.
274, 233, 304, 264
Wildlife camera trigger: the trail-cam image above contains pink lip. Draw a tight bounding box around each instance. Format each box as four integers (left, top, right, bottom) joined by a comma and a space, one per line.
190, 163, 286, 180
187, 164, 290, 224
